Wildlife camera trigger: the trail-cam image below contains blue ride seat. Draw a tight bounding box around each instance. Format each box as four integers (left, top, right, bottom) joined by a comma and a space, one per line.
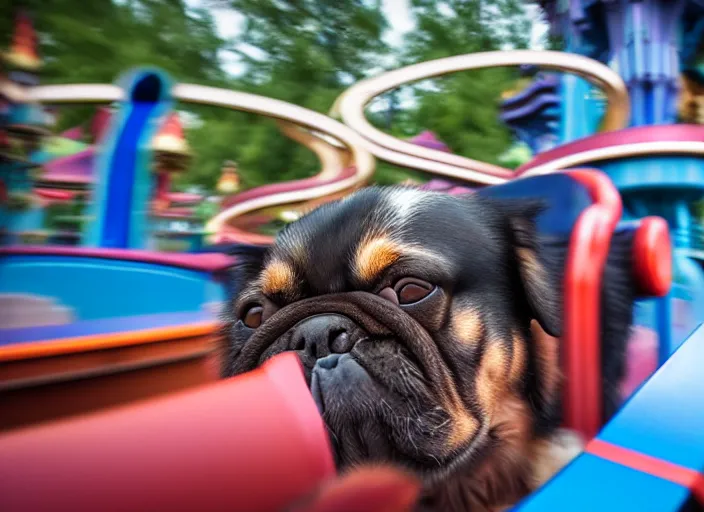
477, 171, 593, 238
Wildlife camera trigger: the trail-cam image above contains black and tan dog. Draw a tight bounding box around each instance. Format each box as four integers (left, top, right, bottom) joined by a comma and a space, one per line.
222, 186, 636, 511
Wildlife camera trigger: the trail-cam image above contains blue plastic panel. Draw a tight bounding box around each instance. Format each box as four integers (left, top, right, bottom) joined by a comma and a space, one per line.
597, 324, 704, 472
477, 173, 592, 237
600, 156, 704, 193
0, 255, 226, 322
559, 75, 604, 144
513, 453, 693, 511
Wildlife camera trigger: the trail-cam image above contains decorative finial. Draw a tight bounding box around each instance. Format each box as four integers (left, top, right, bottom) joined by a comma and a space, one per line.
409, 130, 451, 153
3, 11, 42, 71
217, 159, 240, 194
152, 112, 192, 156
152, 112, 192, 173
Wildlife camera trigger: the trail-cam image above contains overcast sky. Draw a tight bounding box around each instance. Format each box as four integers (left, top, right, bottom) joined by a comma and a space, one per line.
184, 0, 549, 76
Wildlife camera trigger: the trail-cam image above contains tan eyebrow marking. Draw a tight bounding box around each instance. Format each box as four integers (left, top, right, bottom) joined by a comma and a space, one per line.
353, 236, 402, 283
261, 260, 297, 297
452, 307, 483, 346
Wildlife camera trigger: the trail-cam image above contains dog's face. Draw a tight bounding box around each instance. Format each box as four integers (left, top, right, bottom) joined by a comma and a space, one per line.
225, 187, 563, 483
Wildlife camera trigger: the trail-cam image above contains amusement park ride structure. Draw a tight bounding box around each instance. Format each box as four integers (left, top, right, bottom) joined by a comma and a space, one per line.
2, 2, 704, 510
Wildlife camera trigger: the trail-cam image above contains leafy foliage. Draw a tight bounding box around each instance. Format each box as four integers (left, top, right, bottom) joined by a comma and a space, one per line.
2, 0, 535, 191
390, 0, 531, 168
200, 0, 391, 187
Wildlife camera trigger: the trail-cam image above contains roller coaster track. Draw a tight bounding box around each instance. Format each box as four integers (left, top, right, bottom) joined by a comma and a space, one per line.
28, 51, 633, 245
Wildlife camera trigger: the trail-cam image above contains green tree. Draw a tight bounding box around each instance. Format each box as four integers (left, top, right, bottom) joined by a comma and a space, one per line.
2, 0, 537, 192
1, 0, 227, 86
192, 0, 390, 188
387, 0, 532, 168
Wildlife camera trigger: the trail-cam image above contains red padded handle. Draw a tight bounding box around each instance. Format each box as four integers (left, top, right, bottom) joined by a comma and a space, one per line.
632, 216, 672, 297
563, 169, 622, 440
0, 352, 335, 512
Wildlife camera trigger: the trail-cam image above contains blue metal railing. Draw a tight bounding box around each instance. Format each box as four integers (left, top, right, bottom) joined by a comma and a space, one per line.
674, 223, 704, 253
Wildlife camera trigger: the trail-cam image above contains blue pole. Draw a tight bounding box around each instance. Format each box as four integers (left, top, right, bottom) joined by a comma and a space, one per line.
655, 294, 673, 366
84, 69, 173, 249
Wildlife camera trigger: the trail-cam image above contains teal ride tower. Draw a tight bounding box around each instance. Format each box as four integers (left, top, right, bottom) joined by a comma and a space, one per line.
531, 1, 704, 357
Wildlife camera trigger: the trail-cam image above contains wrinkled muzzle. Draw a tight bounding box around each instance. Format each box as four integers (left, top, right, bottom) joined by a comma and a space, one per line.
230, 292, 484, 476
232, 292, 443, 383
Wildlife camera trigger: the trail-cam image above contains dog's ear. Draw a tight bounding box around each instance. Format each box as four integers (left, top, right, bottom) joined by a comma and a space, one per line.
229, 243, 269, 290
487, 199, 565, 430
207, 243, 269, 300
494, 199, 563, 338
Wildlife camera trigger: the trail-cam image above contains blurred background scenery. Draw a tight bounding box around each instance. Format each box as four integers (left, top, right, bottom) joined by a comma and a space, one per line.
5, 4, 704, 497
0, 0, 548, 196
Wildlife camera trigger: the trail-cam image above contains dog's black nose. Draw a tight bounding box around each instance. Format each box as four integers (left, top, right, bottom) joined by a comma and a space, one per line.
290, 314, 357, 359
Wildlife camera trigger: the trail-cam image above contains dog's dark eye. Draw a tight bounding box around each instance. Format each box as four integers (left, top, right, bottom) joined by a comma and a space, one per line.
394, 278, 433, 305
241, 300, 279, 328
242, 305, 264, 328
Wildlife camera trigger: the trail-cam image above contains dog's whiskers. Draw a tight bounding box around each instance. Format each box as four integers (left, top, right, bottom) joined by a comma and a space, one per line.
404, 417, 421, 454
429, 418, 451, 433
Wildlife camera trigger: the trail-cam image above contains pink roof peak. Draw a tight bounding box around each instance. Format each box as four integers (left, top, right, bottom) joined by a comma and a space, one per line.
409, 130, 451, 153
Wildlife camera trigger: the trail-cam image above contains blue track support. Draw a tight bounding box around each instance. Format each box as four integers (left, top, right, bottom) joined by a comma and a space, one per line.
83, 69, 174, 249
515, 322, 704, 511
655, 295, 673, 366
101, 104, 155, 248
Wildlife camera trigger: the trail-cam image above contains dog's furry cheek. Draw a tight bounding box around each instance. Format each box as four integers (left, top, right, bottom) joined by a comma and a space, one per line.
528, 429, 585, 490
